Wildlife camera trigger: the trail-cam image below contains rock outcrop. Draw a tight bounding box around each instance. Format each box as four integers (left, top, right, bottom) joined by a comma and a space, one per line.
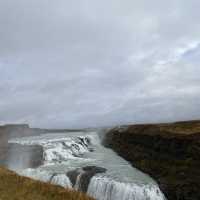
104, 120, 200, 200
67, 166, 107, 192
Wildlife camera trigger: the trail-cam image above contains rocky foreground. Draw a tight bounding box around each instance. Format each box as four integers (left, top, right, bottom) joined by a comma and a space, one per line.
0, 167, 94, 200
105, 120, 200, 200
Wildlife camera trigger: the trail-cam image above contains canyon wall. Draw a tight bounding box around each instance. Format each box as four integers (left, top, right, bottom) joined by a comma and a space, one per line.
104, 120, 200, 200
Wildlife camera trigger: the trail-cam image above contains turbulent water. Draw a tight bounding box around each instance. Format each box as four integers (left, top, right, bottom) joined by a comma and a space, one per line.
8, 131, 166, 200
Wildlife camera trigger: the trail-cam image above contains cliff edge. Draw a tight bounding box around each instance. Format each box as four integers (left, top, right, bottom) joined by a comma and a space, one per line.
105, 120, 200, 200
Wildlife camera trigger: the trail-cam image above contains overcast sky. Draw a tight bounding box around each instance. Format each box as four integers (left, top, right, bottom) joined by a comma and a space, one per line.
0, 0, 200, 128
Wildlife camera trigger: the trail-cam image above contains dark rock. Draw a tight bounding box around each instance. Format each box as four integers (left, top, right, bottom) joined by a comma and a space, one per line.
82, 166, 106, 173
49, 173, 58, 182
67, 166, 106, 192
67, 170, 80, 186
104, 120, 200, 200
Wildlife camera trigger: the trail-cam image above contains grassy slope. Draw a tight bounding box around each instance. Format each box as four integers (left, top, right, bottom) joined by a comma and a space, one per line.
0, 167, 94, 200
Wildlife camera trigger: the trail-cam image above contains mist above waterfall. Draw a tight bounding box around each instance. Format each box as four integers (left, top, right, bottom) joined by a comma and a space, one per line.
0, 125, 44, 170
6, 144, 43, 171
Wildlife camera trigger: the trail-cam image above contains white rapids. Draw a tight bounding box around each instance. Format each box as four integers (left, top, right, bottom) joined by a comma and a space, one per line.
8, 131, 166, 200
88, 175, 164, 200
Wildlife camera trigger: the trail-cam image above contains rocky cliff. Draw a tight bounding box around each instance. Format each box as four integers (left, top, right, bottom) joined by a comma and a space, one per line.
104, 120, 200, 200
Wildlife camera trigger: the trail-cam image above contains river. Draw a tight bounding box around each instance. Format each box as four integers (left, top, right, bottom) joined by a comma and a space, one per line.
8, 130, 166, 200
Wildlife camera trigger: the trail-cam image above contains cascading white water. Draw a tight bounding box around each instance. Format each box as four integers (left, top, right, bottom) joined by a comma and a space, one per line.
8, 131, 166, 200
9, 133, 92, 165
87, 175, 165, 200
21, 168, 72, 188
21, 168, 53, 182
50, 174, 72, 188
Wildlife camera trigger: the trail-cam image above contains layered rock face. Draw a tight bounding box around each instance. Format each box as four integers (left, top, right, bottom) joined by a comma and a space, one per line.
67, 166, 107, 192
105, 120, 200, 200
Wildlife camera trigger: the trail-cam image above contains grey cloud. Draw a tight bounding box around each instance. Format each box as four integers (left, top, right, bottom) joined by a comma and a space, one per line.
0, 0, 200, 128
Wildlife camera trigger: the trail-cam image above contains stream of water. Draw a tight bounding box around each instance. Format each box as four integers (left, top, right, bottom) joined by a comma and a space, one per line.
8, 131, 166, 200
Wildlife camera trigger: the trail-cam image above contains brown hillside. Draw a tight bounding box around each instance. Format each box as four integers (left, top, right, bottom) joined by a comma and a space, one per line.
0, 167, 94, 200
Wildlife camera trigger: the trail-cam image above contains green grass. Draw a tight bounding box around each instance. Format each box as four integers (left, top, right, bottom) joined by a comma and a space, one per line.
0, 167, 94, 200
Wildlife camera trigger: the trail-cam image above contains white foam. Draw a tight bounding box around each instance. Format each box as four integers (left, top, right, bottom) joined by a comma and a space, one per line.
87, 175, 166, 200
9, 131, 166, 200
9, 133, 95, 165
19, 168, 72, 188
51, 174, 72, 188
19, 168, 53, 182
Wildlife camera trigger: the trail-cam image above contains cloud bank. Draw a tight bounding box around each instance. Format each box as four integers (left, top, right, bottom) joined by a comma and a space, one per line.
0, 0, 200, 128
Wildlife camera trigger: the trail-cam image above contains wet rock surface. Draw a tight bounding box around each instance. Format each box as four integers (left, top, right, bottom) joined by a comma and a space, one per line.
67, 170, 80, 186
104, 120, 200, 200
67, 166, 106, 192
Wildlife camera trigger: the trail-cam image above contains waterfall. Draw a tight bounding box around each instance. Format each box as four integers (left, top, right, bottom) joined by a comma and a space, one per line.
20, 168, 72, 188
21, 168, 53, 182
9, 133, 94, 165
50, 174, 72, 188
87, 175, 166, 200
9, 131, 166, 200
